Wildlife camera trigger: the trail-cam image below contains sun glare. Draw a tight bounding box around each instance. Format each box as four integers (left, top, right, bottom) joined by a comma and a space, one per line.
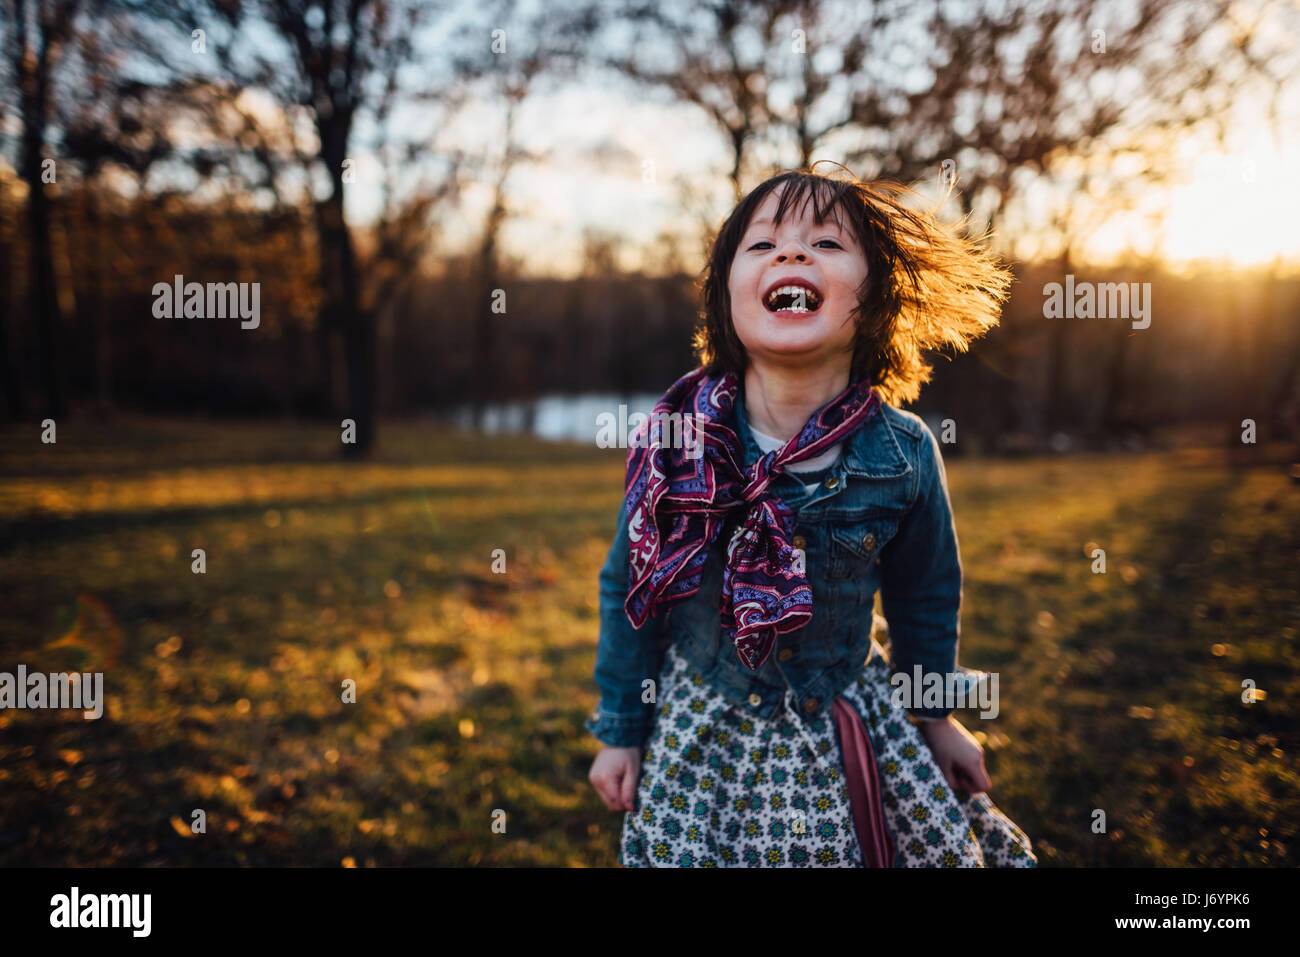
1159, 137, 1300, 267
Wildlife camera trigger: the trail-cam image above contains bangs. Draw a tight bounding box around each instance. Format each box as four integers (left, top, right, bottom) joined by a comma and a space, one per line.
765, 175, 856, 238
741, 173, 859, 242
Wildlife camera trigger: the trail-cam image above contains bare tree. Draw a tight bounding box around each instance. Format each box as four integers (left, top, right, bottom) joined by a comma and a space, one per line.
5, 0, 87, 419
59, 17, 179, 418
452, 0, 604, 426
602, 0, 1292, 440
599, 0, 808, 200
132, 0, 486, 457
605, 0, 1288, 226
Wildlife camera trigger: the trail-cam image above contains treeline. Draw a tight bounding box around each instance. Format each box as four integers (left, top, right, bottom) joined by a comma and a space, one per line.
4, 0, 1293, 459
2, 178, 1296, 449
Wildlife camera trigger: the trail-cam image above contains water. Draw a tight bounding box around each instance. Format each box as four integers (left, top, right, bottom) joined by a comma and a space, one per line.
448, 393, 663, 446
447, 393, 953, 453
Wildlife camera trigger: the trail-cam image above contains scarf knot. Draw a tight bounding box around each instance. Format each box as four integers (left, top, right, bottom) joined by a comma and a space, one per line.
621, 367, 882, 670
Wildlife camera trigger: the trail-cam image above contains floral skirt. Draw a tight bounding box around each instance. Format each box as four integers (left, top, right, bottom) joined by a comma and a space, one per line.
620, 640, 1037, 867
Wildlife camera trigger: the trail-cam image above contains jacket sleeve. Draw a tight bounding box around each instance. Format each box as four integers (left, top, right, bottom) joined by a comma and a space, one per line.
878, 419, 965, 720
584, 494, 670, 748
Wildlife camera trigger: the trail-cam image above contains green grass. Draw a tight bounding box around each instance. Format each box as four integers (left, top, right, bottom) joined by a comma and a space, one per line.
0, 417, 1295, 866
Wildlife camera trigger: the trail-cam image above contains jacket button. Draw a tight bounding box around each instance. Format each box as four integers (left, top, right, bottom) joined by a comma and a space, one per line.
777, 648, 794, 662
792, 535, 807, 549
823, 475, 839, 489
862, 532, 877, 550
804, 697, 819, 713
748, 693, 762, 707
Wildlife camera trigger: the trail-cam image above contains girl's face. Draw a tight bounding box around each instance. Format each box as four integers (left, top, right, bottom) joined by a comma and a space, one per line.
727, 185, 867, 373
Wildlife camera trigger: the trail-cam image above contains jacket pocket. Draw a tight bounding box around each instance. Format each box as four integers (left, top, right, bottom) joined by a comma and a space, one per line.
827, 515, 901, 581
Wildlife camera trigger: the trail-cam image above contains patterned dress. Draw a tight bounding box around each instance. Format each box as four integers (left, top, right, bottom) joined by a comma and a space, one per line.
620, 637, 1037, 868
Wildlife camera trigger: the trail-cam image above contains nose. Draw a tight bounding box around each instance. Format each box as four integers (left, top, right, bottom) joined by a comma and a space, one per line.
773, 236, 810, 262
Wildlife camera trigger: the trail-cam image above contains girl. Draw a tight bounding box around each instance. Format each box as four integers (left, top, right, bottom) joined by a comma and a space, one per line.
586, 164, 1037, 867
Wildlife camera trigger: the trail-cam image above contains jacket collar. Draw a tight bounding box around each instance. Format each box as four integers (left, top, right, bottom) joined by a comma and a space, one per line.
734, 381, 911, 480
843, 399, 912, 479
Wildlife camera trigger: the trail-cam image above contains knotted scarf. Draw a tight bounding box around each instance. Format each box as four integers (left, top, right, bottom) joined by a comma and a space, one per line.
622, 366, 882, 670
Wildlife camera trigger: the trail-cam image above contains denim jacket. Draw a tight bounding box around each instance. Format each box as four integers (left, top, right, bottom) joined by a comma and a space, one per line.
584, 386, 967, 749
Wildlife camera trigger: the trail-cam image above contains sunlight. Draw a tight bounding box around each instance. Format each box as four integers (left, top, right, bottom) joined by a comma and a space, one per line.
1069, 128, 1300, 271
1159, 135, 1300, 267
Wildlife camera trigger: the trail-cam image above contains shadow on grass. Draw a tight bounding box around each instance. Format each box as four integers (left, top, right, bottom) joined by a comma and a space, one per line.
1014, 471, 1295, 866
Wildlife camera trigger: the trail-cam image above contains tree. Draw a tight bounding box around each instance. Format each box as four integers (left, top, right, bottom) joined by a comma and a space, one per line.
603, 0, 1293, 438
144, 0, 484, 457
59, 17, 180, 418
452, 0, 604, 427
5, 0, 87, 419
599, 0, 805, 200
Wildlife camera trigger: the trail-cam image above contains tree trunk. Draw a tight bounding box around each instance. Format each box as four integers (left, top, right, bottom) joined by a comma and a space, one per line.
729, 127, 745, 200
19, 14, 65, 420
1097, 323, 1133, 440
0, 172, 20, 419
315, 129, 373, 459
471, 202, 504, 431
1224, 278, 1255, 458
1043, 249, 1071, 439
85, 183, 114, 419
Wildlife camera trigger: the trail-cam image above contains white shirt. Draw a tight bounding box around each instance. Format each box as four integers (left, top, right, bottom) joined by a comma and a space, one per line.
747, 415, 843, 493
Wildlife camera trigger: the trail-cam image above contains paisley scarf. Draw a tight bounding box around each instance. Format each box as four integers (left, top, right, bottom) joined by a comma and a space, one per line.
622, 366, 882, 670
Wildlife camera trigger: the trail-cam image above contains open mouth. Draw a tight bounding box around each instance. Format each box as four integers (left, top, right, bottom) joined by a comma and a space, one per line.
763, 281, 822, 315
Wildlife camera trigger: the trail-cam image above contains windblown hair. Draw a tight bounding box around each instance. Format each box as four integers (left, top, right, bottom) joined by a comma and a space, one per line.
693, 164, 1013, 407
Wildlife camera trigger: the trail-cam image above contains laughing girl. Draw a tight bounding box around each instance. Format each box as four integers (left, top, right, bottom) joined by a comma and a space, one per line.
586, 165, 1037, 867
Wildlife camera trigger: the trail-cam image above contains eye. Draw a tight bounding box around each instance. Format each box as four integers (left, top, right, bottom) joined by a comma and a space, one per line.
747, 238, 840, 251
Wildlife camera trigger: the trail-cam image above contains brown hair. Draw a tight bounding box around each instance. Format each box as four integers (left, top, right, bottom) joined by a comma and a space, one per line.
693, 163, 1013, 407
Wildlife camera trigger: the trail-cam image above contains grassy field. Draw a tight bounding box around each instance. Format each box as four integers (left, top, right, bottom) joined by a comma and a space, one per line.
0, 417, 1295, 866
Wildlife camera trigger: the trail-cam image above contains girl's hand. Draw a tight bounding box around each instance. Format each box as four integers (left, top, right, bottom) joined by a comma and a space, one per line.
916, 716, 992, 795
588, 746, 641, 812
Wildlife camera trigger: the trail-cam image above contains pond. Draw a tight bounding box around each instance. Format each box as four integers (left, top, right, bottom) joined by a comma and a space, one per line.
447, 393, 664, 446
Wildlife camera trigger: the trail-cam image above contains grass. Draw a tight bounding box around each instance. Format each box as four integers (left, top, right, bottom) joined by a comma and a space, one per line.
0, 417, 1295, 866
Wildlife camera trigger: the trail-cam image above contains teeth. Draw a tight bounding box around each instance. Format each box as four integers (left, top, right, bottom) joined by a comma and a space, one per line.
765, 285, 821, 311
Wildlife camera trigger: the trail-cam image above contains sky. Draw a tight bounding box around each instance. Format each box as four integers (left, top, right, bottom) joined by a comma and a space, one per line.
336, 2, 1300, 279
417, 77, 733, 278
14, 0, 1291, 279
